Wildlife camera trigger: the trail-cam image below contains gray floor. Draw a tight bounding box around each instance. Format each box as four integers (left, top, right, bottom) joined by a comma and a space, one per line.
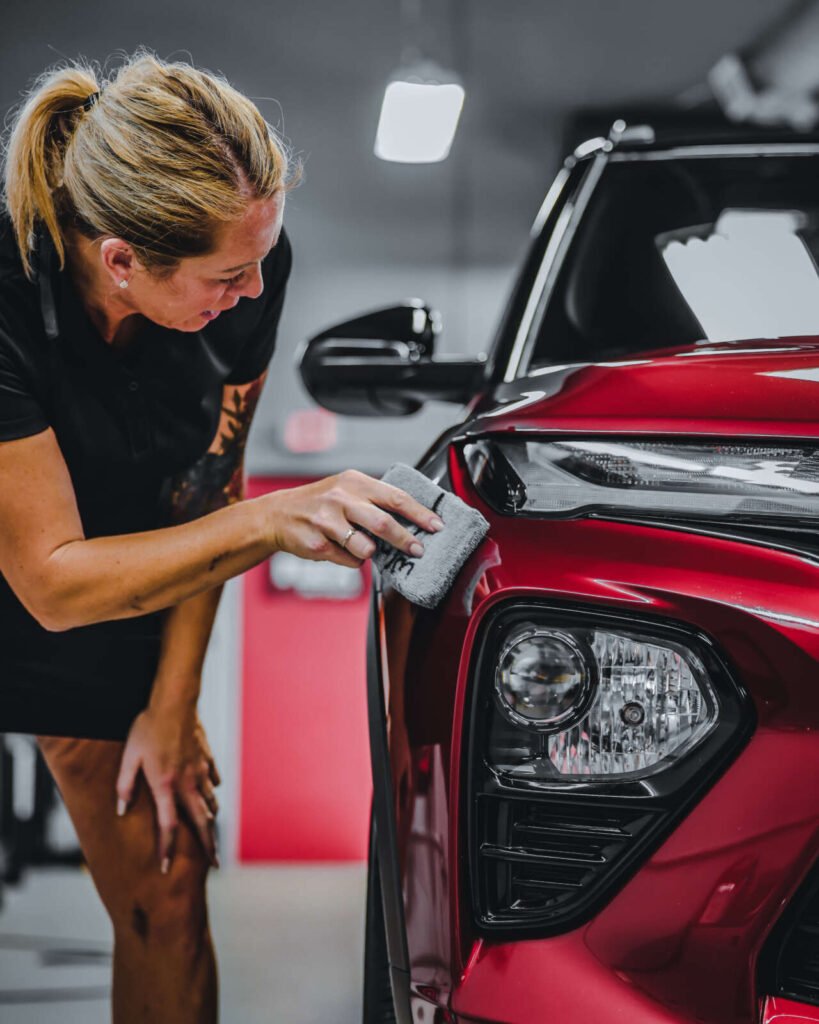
0, 864, 366, 1022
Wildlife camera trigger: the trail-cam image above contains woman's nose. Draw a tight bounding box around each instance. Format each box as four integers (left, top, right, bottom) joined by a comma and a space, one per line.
233, 264, 264, 301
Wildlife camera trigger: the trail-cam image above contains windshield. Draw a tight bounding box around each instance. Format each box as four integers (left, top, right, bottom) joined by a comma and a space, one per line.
527, 151, 819, 372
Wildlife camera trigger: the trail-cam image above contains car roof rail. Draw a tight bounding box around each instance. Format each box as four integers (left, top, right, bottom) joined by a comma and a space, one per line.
608, 119, 656, 146
569, 120, 656, 164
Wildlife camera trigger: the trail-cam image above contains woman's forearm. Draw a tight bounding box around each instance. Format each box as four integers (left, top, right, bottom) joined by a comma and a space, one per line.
149, 586, 224, 711
40, 496, 272, 631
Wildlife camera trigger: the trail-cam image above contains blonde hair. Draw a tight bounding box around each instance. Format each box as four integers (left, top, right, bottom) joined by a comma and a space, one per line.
2, 51, 296, 280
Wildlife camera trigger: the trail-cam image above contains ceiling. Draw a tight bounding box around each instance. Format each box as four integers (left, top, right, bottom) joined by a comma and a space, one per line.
0, 0, 796, 268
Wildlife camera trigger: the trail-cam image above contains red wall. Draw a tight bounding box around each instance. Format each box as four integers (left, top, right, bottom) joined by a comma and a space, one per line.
239, 477, 372, 861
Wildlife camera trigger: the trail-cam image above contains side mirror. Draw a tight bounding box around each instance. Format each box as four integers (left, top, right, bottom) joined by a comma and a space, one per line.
299, 299, 486, 416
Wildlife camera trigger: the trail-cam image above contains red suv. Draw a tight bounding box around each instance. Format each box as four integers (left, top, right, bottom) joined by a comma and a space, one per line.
302, 123, 819, 1024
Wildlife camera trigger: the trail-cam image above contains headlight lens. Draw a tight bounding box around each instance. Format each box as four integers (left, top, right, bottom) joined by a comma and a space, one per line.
496, 628, 595, 731
489, 623, 718, 779
465, 437, 819, 521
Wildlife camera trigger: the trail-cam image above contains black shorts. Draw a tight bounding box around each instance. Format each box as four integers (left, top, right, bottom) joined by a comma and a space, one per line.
1, 610, 162, 740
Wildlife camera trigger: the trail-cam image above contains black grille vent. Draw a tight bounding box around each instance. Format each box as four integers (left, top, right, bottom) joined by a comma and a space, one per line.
762, 860, 819, 1007
476, 794, 660, 927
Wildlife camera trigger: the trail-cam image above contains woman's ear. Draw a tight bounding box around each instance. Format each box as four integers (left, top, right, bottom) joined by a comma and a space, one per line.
99, 237, 137, 289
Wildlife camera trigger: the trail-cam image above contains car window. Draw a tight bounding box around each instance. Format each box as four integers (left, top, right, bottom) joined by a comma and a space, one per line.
526, 152, 819, 373
661, 208, 819, 341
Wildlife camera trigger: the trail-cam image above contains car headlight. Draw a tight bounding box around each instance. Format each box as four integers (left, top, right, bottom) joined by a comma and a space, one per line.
464, 437, 819, 521
467, 602, 752, 936
490, 623, 717, 780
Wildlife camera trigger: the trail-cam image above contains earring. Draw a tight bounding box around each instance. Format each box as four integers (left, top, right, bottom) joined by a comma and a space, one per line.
119, 279, 129, 289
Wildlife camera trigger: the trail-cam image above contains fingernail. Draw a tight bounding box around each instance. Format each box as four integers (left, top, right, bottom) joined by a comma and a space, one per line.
213, 854, 221, 870
161, 857, 171, 875
430, 516, 444, 531
116, 799, 127, 816
410, 541, 424, 557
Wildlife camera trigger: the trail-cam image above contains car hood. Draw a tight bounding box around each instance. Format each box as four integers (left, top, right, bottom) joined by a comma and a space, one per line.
468, 337, 819, 440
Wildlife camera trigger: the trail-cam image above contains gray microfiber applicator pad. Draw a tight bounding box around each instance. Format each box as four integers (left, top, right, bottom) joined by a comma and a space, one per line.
372, 463, 490, 609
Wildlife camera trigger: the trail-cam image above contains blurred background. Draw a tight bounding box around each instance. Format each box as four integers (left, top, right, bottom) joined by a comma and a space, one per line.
1, 0, 818, 1019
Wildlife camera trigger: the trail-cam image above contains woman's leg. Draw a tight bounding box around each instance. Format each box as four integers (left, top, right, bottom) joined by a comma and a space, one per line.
37, 735, 217, 1024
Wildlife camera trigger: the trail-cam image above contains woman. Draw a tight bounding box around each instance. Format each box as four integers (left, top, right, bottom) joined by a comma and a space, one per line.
0, 52, 440, 1023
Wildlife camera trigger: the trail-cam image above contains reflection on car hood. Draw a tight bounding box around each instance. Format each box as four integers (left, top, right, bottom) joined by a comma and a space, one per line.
470, 337, 819, 439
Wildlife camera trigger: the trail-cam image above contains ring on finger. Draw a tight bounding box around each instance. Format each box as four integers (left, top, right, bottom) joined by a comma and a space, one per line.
341, 526, 357, 551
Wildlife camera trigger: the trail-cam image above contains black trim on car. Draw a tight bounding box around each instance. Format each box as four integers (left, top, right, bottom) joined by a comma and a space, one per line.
486, 160, 591, 386
366, 583, 412, 1024
759, 854, 819, 1008
464, 600, 755, 939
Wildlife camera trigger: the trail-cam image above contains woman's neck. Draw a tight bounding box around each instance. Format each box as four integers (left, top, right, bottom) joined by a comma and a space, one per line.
64, 231, 143, 348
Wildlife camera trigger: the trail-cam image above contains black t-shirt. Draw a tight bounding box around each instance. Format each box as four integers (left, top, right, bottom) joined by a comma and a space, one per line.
0, 213, 291, 739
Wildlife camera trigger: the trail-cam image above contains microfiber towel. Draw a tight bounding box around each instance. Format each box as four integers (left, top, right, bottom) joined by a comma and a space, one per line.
372, 463, 490, 609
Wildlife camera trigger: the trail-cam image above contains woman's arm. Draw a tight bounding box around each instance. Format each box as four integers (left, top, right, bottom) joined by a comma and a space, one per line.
116, 376, 266, 868
150, 374, 266, 705
0, 415, 440, 633
0, 426, 269, 630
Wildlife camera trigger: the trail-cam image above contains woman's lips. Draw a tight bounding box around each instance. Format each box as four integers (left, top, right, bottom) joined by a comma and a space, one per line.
201, 300, 240, 321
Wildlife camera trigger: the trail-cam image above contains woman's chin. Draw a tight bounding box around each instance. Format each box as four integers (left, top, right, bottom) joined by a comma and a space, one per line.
170, 315, 211, 333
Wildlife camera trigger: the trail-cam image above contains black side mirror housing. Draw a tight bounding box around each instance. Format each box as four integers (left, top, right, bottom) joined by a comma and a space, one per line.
299, 300, 486, 416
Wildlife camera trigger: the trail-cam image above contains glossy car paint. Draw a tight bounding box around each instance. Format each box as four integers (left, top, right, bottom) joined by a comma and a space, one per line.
381, 338, 819, 1023
472, 337, 819, 437
761, 997, 819, 1022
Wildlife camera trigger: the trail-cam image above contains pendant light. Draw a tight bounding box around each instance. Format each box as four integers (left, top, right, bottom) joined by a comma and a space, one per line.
374, 0, 465, 163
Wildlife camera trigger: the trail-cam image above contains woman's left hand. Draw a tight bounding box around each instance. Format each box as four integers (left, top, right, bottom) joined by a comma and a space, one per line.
115, 701, 220, 872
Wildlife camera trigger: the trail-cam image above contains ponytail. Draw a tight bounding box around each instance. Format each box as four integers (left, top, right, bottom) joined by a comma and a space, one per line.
3, 63, 100, 279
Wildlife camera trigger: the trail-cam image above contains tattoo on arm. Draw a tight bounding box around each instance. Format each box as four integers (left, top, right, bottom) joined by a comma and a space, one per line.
169, 377, 264, 524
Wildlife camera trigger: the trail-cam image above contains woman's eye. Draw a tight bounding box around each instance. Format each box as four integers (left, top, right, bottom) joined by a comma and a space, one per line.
219, 271, 244, 285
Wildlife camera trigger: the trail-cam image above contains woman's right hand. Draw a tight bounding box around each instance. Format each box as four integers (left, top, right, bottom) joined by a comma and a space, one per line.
263, 469, 443, 567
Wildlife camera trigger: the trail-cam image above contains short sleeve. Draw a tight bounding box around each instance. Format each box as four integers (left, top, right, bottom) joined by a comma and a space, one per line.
0, 328, 48, 441
222, 228, 293, 385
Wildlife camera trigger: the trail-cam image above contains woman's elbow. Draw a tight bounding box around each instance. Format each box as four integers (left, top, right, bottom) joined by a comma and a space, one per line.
31, 544, 97, 631
31, 588, 138, 631
29, 595, 80, 632
25, 576, 90, 631
4, 547, 95, 631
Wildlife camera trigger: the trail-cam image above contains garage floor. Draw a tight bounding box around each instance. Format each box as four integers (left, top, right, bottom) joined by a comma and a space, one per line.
0, 864, 367, 1022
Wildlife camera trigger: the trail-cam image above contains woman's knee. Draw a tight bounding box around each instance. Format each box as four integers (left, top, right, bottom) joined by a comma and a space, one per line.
39, 735, 211, 951
112, 849, 210, 954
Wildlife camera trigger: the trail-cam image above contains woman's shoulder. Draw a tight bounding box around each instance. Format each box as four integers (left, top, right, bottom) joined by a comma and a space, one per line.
0, 209, 40, 311
0, 210, 28, 280
0, 212, 46, 362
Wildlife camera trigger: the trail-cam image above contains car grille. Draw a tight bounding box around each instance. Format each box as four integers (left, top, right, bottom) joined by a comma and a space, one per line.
476, 794, 661, 927
761, 858, 819, 1007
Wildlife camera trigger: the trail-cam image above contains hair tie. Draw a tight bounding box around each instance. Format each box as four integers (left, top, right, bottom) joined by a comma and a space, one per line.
81, 91, 100, 112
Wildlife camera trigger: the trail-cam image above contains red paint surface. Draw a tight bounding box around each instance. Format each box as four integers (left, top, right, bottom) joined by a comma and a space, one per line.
762, 996, 819, 1022
380, 339, 819, 1023
239, 476, 371, 861
392, 469, 819, 1020
471, 337, 819, 437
